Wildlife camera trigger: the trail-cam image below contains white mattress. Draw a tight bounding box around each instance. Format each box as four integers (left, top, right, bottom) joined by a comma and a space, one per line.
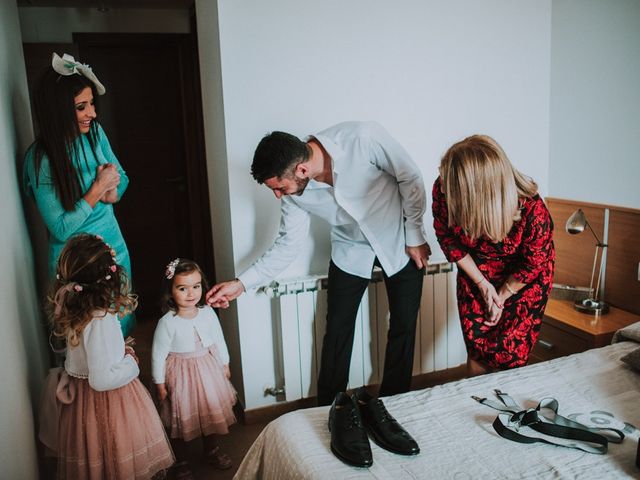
235, 341, 640, 479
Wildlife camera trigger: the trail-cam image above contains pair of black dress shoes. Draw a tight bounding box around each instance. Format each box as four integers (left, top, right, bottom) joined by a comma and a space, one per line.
328, 387, 420, 468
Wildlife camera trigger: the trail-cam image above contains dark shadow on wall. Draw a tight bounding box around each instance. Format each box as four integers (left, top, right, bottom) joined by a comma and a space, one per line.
10, 77, 52, 479
12, 82, 53, 368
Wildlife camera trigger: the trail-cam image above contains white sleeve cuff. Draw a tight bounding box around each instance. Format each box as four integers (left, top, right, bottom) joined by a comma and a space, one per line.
405, 224, 428, 247
237, 268, 264, 291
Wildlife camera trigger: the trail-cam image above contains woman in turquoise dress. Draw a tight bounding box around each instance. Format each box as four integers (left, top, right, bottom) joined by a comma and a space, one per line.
23, 53, 135, 336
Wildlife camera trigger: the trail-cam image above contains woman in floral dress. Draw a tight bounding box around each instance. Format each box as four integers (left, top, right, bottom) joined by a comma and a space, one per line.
432, 135, 555, 376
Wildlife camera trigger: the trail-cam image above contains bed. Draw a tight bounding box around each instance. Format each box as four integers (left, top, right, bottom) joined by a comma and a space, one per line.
234, 323, 640, 479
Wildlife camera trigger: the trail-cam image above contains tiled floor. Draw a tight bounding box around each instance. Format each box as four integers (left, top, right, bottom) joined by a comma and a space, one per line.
132, 318, 267, 480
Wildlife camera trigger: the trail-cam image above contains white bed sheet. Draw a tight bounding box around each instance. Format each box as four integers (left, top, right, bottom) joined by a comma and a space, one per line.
235, 341, 640, 479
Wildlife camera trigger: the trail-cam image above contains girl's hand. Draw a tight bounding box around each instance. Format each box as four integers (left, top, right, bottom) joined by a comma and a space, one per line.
476, 277, 503, 313
125, 345, 138, 364
157, 383, 168, 402
223, 364, 231, 379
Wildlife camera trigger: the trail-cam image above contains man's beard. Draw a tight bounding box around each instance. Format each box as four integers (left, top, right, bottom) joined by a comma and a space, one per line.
292, 176, 310, 196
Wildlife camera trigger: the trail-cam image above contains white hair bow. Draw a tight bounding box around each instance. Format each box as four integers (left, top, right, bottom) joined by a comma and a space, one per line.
51, 52, 106, 95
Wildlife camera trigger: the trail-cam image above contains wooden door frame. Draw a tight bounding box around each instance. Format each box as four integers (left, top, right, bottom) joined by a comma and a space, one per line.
73, 32, 216, 284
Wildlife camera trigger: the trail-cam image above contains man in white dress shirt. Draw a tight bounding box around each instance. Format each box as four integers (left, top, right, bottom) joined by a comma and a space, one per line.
206, 121, 431, 405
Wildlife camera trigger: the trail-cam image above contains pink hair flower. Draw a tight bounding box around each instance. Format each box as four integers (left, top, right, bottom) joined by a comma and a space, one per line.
110, 265, 117, 272
165, 258, 180, 279
73, 284, 83, 292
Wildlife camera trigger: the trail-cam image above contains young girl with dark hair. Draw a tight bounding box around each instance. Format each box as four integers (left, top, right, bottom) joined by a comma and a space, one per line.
42, 233, 174, 479
23, 52, 136, 336
152, 258, 236, 479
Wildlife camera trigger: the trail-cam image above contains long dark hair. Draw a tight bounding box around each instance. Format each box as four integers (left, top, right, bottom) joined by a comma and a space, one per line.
31, 66, 101, 211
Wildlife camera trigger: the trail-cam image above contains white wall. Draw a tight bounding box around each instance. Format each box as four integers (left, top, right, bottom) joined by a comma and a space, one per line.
549, 0, 640, 209
198, 0, 552, 409
195, 1, 245, 404
19, 7, 190, 43
0, 2, 49, 478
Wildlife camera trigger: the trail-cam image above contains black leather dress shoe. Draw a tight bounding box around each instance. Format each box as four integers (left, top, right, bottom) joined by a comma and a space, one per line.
328, 392, 373, 468
354, 387, 420, 456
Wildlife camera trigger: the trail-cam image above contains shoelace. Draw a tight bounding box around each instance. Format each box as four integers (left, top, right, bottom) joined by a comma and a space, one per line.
374, 399, 393, 423
348, 408, 364, 429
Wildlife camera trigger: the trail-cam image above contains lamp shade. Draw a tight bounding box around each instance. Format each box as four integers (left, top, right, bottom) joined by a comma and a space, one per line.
566, 208, 586, 235
563, 208, 609, 315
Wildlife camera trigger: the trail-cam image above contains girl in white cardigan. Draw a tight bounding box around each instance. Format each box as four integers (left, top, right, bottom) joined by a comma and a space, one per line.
44, 234, 174, 479
152, 258, 236, 479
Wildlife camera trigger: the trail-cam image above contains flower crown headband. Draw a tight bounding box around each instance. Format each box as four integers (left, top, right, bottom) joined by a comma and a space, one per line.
55, 235, 117, 292
53, 235, 117, 317
165, 258, 180, 280
52, 52, 106, 96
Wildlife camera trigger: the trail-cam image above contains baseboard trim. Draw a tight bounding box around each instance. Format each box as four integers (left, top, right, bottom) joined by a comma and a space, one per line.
410, 364, 468, 390
242, 397, 317, 425
241, 364, 468, 425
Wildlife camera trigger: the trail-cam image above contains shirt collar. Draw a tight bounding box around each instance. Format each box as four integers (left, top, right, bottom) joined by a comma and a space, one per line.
307, 134, 344, 191
306, 133, 344, 176
306, 178, 330, 190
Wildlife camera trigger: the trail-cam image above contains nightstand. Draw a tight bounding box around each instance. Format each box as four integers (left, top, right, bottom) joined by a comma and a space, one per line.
530, 298, 640, 363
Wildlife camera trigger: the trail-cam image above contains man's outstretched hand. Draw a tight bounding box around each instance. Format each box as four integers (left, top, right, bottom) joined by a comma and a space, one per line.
206, 279, 245, 308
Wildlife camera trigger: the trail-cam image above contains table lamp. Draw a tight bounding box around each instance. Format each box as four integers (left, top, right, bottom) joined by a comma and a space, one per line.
565, 208, 609, 314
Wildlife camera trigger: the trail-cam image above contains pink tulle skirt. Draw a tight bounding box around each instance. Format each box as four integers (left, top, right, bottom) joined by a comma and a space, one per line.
160, 342, 237, 441
57, 376, 175, 480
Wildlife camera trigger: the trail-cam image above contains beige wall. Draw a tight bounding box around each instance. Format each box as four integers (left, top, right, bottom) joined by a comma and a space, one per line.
0, 1, 49, 478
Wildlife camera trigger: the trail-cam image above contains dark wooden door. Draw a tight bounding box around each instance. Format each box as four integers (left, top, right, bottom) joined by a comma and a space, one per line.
73, 33, 214, 321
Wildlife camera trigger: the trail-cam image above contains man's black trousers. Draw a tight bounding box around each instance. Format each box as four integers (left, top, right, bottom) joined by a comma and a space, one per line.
316, 259, 424, 406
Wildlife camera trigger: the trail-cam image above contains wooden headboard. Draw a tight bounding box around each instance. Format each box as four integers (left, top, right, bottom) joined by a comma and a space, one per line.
546, 198, 640, 315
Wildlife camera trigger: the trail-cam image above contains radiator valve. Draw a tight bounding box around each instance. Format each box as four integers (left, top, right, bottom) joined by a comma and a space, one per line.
264, 386, 285, 397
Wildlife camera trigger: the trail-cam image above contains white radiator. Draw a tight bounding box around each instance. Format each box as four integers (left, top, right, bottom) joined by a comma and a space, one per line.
263, 263, 467, 402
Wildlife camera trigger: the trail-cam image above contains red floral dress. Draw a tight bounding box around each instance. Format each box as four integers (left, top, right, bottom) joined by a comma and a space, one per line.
432, 178, 555, 369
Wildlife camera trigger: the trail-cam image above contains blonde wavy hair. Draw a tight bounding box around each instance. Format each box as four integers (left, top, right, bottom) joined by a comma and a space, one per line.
439, 134, 538, 242
47, 234, 137, 347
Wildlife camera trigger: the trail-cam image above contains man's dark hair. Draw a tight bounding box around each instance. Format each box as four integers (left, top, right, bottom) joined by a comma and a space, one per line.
251, 131, 310, 184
